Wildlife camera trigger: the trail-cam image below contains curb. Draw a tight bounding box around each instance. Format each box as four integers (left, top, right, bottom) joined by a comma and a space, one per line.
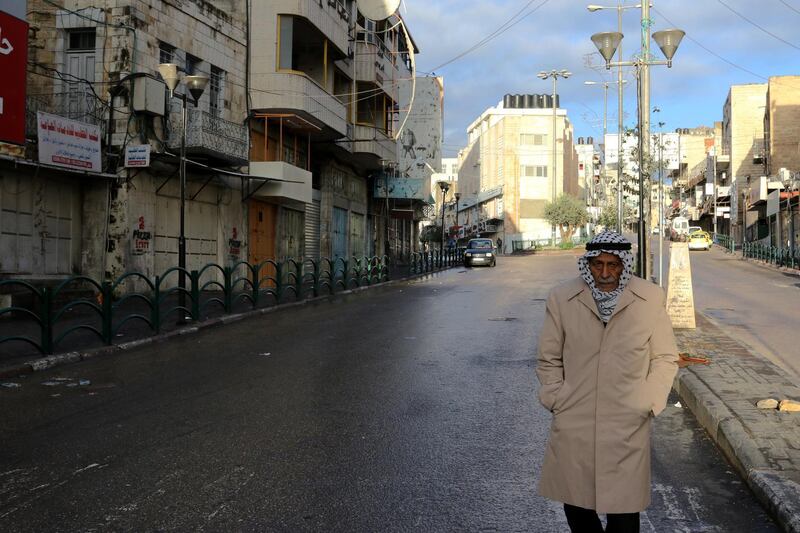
712, 244, 800, 277
673, 335, 800, 533
0, 268, 453, 379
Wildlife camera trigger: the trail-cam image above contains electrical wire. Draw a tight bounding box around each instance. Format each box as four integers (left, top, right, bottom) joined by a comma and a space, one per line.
419, 0, 552, 74
778, 0, 800, 15
716, 0, 800, 51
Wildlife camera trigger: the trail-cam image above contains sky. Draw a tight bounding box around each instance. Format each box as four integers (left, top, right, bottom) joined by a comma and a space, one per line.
401, 0, 800, 158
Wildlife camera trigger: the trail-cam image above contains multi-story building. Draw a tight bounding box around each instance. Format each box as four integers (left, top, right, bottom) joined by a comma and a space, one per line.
3, 1, 249, 285
461, 94, 579, 251
2, 1, 434, 288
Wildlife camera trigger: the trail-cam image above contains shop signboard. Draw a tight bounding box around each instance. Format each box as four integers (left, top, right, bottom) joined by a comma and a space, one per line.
37, 111, 102, 172
0, 10, 28, 145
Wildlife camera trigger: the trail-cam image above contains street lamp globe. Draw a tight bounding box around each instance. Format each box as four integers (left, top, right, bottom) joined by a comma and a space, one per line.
591, 31, 624, 65
185, 75, 209, 105
652, 29, 685, 63
157, 63, 180, 95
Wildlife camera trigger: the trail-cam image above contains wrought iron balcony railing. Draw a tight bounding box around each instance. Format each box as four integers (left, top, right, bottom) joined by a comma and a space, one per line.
26, 92, 107, 140
167, 101, 248, 166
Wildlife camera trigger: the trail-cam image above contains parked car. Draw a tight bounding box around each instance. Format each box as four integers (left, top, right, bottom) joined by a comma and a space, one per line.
463, 238, 496, 267
688, 231, 712, 251
688, 226, 703, 235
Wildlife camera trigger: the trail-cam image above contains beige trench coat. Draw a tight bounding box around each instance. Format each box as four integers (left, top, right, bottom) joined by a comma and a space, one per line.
536, 275, 678, 514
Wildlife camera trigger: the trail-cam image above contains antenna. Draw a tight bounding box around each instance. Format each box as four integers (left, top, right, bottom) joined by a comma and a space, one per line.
358, 0, 401, 21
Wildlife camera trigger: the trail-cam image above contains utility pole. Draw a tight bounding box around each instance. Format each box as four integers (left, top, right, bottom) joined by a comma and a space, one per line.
640, 0, 652, 281
616, 3, 624, 234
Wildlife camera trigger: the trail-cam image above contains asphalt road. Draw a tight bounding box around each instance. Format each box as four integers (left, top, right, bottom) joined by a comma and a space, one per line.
0, 255, 777, 531
652, 240, 800, 378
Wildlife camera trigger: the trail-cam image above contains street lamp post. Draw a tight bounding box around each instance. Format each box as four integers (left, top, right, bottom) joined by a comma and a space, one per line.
538, 69, 571, 245
585, 79, 627, 219
438, 181, 450, 265
454, 192, 461, 232
158, 63, 208, 316
588, 2, 641, 233
590, 22, 685, 279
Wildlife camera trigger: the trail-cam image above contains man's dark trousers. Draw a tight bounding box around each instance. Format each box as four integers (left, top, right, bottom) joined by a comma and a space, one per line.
564, 504, 639, 533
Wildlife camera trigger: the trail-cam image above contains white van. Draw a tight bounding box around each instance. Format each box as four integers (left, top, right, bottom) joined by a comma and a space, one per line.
671, 217, 690, 241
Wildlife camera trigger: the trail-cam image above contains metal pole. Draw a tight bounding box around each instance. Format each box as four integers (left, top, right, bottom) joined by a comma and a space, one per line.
439, 186, 447, 262
552, 75, 558, 245
636, 68, 645, 277
641, 0, 652, 281
713, 155, 718, 235
658, 132, 663, 287
616, 3, 624, 234
179, 94, 187, 314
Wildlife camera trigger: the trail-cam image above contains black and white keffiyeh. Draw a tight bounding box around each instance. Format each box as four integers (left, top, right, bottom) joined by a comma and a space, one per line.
577, 231, 635, 323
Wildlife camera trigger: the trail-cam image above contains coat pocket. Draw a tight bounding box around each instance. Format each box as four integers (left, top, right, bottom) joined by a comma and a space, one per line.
538, 381, 564, 412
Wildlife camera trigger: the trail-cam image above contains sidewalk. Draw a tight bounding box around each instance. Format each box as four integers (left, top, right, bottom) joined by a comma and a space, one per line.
674, 313, 800, 533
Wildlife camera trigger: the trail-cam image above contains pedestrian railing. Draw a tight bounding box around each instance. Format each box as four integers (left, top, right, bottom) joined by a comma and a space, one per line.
713, 233, 736, 253
742, 242, 800, 269
0, 254, 457, 356
409, 249, 462, 274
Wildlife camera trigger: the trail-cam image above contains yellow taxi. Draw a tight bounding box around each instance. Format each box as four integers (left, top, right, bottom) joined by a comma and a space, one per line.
688, 230, 712, 251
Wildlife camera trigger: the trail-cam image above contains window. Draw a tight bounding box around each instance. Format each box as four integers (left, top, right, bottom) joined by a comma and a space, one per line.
185, 54, 201, 75
520, 133, 546, 145
521, 165, 547, 177
209, 66, 224, 117
278, 15, 332, 88
68, 29, 95, 51
159, 41, 176, 65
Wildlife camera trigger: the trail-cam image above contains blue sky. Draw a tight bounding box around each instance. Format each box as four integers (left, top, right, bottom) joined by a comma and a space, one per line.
402, 0, 800, 157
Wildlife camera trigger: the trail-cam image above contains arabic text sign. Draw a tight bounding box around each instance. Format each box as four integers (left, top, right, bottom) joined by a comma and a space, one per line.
125, 144, 150, 167
37, 111, 102, 172
0, 11, 28, 145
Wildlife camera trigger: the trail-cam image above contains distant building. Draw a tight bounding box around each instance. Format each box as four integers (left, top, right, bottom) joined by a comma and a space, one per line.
459, 94, 579, 251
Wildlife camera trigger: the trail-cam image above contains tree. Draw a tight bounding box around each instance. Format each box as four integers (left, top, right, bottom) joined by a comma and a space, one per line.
544, 194, 589, 243
597, 202, 634, 230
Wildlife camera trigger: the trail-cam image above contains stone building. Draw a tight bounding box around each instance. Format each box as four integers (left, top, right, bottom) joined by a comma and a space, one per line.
2, 0, 249, 288
1, 0, 434, 289
461, 95, 579, 251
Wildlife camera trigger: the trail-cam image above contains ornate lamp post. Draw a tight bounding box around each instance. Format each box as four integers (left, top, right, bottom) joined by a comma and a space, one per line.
591, 21, 685, 278
158, 63, 208, 314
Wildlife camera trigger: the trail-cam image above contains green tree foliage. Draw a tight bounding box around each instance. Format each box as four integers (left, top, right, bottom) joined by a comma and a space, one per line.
544, 194, 589, 242
597, 202, 635, 230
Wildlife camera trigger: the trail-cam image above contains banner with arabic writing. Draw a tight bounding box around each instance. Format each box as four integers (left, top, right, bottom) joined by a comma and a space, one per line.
37, 111, 102, 172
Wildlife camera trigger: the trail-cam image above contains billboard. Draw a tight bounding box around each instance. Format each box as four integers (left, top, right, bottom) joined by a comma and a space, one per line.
374, 175, 427, 200
37, 111, 102, 172
0, 11, 28, 145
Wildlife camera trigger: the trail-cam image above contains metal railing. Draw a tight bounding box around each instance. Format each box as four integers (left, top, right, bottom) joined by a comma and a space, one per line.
26, 92, 107, 139
713, 233, 736, 253
0, 254, 457, 357
742, 242, 800, 269
167, 102, 248, 165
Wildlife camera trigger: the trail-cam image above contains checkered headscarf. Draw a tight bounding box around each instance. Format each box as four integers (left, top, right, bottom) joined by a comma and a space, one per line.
577, 231, 634, 323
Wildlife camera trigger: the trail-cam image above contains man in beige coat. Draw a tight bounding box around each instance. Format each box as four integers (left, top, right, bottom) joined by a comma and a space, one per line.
536, 231, 678, 533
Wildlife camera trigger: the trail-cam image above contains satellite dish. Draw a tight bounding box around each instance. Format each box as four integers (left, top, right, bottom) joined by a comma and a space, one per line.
358, 0, 401, 21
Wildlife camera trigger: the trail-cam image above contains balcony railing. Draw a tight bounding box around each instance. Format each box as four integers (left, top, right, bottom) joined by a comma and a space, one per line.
352, 124, 396, 162
167, 101, 248, 166
26, 92, 107, 140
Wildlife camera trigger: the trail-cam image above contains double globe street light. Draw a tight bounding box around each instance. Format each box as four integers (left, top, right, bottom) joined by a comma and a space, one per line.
590, 16, 684, 279
157, 63, 209, 315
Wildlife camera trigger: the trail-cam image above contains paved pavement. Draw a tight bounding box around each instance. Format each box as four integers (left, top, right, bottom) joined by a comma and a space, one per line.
674, 313, 800, 533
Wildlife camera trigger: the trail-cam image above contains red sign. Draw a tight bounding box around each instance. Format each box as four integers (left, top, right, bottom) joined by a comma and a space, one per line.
0, 11, 28, 145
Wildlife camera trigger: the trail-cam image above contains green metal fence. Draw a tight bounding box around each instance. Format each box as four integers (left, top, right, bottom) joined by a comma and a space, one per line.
742, 242, 800, 269
0, 253, 458, 356
712, 233, 736, 253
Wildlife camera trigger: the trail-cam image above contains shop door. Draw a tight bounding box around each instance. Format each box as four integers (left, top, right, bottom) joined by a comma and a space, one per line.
350, 212, 365, 258
332, 207, 348, 261
154, 197, 218, 277
281, 208, 304, 261
0, 175, 80, 275
248, 200, 277, 264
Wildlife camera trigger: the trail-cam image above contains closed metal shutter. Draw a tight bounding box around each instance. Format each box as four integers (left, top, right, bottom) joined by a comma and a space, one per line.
304, 197, 321, 260
154, 196, 218, 279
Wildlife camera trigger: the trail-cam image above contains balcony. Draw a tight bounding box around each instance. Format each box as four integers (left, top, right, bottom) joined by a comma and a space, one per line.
248, 161, 312, 208
753, 138, 766, 165
352, 124, 396, 164
355, 41, 394, 89
26, 92, 107, 140
167, 102, 248, 166
250, 73, 347, 138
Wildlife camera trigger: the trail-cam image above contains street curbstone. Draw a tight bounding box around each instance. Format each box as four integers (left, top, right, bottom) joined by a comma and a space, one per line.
750, 471, 800, 533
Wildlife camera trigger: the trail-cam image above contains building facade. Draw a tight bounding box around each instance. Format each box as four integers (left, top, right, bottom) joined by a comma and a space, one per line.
462, 94, 579, 251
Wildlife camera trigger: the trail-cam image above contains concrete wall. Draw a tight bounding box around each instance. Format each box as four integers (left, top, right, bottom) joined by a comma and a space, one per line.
766, 76, 800, 175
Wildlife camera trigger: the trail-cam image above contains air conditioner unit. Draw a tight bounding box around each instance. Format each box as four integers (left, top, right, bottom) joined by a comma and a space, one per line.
132, 76, 166, 116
